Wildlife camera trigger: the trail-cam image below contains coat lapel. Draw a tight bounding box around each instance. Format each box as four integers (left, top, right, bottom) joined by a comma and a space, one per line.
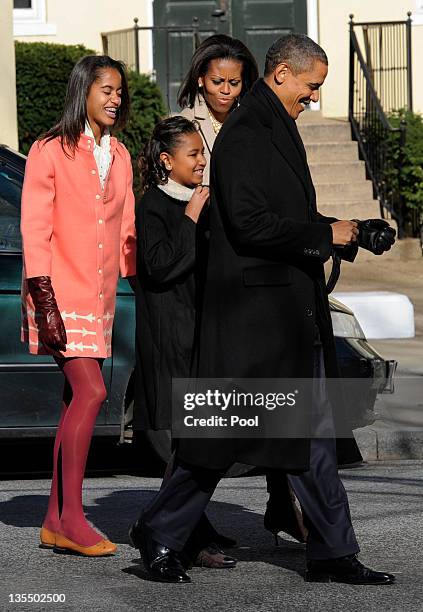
242, 82, 311, 200
270, 119, 310, 198
192, 96, 216, 156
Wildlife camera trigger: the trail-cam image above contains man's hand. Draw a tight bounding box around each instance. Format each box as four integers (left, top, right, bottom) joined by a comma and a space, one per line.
185, 185, 210, 224
356, 219, 396, 255
330, 220, 359, 246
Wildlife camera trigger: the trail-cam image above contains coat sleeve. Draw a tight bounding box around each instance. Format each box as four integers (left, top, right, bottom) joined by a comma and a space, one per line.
137, 195, 196, 285
214, 129, 333, 262
119, 147, 137, 277
20, 141, 55, 278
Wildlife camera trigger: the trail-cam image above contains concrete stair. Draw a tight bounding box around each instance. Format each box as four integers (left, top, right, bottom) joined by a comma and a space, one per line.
298, 111, 421, 261
298, 112, 381, 220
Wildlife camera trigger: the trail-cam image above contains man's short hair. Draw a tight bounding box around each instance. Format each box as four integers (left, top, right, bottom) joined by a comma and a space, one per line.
264, 33, 328, 76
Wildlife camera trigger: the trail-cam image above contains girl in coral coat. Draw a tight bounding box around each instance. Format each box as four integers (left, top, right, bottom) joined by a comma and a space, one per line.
20, 55, 136, 556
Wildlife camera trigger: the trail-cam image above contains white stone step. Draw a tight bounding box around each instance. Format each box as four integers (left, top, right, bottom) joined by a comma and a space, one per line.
299, 122, 351, 143
316, 180, 374, 201
305, 141, 359, 162
317, 201, 381, 220
310, 160, 366, 182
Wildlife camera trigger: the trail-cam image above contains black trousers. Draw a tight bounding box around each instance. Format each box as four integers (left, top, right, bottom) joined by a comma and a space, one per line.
142, 349, 360, 560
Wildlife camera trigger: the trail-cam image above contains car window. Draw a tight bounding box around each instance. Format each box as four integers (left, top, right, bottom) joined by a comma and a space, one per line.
0, 165, 22, 252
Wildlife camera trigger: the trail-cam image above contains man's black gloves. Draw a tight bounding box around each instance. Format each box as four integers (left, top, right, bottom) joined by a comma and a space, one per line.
355, 219, 396, 255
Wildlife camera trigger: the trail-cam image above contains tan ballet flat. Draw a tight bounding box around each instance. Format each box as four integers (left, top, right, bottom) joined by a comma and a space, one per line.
40, 527, 57, 549
54, 533, 117, 557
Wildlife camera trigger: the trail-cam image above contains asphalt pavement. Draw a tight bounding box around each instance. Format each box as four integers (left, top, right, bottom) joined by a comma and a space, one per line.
1, 462, 422, 612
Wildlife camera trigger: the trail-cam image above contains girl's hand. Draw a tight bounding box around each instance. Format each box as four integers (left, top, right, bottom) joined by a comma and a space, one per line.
185, 185, 210, 224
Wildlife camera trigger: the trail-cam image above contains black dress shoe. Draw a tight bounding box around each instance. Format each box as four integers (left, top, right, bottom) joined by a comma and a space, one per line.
131, 520, 191, 583
305, 554, 396, 585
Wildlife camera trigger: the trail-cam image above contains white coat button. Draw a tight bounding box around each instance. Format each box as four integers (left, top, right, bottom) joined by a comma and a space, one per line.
99, 293, 103, 299
98, 268, 102, 274
95, 194, 101, 200
97, 318, 101, 324
91, 169, 96, 175
98, 219, 103, 224
87, 139, 91, 144
98, 243, 103, 249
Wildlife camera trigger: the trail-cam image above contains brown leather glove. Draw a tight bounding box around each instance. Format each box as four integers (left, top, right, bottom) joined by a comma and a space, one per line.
27, 276, 67, 354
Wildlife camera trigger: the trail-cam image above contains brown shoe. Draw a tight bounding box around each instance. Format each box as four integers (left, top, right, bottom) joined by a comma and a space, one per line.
194, 543, 237, 569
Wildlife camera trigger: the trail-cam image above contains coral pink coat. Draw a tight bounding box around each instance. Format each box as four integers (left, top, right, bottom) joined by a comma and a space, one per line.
21, 134, 136, 358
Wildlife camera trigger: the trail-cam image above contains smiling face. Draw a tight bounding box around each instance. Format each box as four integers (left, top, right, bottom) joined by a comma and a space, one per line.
160, 131, 206, 188
86, 67, 122, 141
270, 59, 328, 120
199, 57, 243, 122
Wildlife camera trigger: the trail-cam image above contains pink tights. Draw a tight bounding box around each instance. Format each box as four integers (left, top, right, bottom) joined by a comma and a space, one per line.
43, 357, 107, 547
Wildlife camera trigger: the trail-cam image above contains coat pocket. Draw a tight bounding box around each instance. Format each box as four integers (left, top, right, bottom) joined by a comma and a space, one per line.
242, 264, 292, 287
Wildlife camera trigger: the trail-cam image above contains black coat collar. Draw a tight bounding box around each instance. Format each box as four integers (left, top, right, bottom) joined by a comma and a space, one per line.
242, 79, 310, 198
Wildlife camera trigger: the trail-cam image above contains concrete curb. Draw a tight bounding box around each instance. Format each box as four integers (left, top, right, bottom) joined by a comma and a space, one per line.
355, 426, 423, 460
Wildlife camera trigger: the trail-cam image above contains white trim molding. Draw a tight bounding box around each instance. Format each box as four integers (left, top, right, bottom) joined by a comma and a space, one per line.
306, 0, 320, 110
13, 0, 57, 36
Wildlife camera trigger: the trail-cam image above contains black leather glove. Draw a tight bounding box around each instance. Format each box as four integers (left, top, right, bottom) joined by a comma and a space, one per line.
27, 276, 67, 354
356, 219, 396, 255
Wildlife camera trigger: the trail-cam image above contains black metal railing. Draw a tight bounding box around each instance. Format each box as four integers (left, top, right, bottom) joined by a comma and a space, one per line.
349, 14, 413, 237
101, 17, 213, 111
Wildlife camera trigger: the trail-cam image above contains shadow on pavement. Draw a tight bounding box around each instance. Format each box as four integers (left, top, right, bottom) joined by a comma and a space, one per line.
0, 488, 308, 579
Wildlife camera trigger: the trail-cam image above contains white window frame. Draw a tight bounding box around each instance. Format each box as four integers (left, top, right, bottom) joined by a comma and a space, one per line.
412, 0, 423, 26
13, 0, 57, 36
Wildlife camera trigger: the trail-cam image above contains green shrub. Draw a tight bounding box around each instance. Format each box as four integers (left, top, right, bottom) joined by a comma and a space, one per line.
387, 110, 423, 215
15, 41, 96, 155
119, 71, 166, 194
15, 42, 166, 193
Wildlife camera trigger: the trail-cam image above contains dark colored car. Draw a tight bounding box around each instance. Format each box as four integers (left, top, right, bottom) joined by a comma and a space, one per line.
0, 144, 396, 462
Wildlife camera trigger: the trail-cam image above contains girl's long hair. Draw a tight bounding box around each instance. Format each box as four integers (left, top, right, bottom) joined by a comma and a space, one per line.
138, 116, 200, 194
177, 34, 259, 109
41, 55, 130, 154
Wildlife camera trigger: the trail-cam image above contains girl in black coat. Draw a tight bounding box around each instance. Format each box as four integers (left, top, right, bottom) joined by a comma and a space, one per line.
132, 116, 236, 568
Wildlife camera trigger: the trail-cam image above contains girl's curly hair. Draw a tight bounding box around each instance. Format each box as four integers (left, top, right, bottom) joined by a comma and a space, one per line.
138, 116, 200, 194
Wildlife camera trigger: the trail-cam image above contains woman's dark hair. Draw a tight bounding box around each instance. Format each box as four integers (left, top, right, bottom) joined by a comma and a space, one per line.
41, 55, 130, 154
177, 34, 259, 109
139, 116, 200, 194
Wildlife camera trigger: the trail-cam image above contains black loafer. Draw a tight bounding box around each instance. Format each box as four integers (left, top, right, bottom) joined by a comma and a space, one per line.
132, 519, 191, 583
305, 554, 396, 585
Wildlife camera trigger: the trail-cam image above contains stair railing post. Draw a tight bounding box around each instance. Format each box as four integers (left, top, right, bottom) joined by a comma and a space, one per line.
349, 14, 355, 122
406, 11, 413, 111
133, 17, 140, 73
397, 119, 407, 238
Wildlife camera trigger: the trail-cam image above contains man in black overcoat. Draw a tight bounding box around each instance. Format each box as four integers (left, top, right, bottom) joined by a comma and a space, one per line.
133, 34, 396, 585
